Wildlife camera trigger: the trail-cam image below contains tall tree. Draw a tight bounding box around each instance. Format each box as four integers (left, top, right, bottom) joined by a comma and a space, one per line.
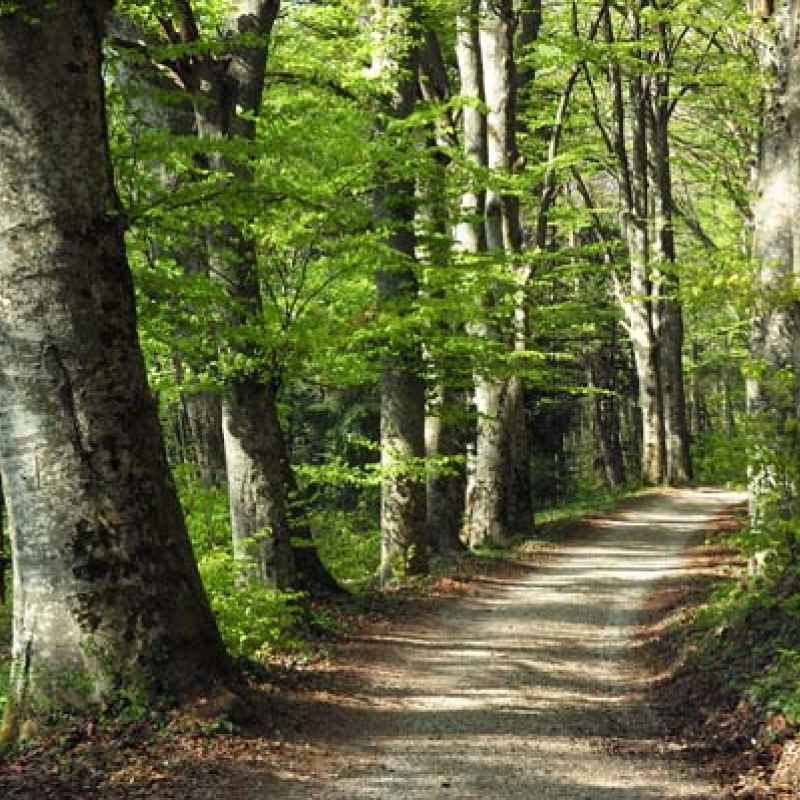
128, 0, 340, 594
748, 0, 800, 560
0, 0, 229, 742
372, 0, 429, 581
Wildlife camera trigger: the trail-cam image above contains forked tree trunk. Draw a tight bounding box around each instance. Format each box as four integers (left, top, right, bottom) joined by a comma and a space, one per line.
110, 16, 228, 490
0, 2, 229, 742
605, 1, 666, 485
466, 0, 533, 545
183, 2, 338, 593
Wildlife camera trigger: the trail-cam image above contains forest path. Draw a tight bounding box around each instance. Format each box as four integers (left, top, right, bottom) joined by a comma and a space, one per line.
280, 488, 744, 800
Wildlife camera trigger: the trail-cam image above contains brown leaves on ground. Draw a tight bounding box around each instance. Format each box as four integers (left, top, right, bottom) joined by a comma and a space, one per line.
2, 493, 796, 799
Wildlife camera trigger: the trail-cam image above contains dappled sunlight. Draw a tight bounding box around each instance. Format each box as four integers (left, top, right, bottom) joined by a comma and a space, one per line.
291, 490, 736, 799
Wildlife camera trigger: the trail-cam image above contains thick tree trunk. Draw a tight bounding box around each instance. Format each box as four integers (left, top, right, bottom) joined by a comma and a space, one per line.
373, 0, 428, 582
184, 391, 227, 488
467, 0, 533, 544
748, 0, 800, 546
425, 386, 468, 554
0, 2, 229, 741
222, 380, 295, 588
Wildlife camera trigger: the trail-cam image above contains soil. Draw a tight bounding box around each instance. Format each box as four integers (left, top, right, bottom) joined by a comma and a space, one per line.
0, 488, 762, 799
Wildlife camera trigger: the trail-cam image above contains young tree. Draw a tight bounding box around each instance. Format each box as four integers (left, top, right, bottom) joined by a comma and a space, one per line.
0, 0, 229, 742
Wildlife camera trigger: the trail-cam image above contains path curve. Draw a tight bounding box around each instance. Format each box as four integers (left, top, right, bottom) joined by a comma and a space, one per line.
289, 488, 743, 800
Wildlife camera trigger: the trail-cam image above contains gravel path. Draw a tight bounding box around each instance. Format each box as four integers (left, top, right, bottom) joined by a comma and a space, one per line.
292, 488, 743, 800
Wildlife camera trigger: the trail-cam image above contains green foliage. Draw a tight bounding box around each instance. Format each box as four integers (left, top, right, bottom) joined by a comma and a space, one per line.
197, 550, 305, 660
692, 431, 748, 486
691, 571, 800, 725
305, 507, 381, 589
176, 469, 305, 660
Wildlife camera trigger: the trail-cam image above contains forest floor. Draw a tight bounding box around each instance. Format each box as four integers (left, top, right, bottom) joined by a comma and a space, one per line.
2, 487, 784, 800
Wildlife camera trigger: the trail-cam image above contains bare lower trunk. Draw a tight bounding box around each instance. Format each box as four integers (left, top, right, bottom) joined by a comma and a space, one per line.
747, 0, 800, 551
379, 352, 428, 580
588, 347, 626, 488
184, 391, 226, 488
222, 380, 296, 588
0, 4, 229, 741
630, 322, 666, 485
467, 378, 507, 547
503, 375, 533, 538
426, 387, 468, 555
659, 299, 692, 483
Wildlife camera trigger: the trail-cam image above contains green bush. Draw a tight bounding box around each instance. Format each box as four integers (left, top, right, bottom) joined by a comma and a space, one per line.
307, 507, 380, 588
176, 468, 305, 660
691, 573, 800, 725
197, 549, 304, 660
692, 431, 748, 485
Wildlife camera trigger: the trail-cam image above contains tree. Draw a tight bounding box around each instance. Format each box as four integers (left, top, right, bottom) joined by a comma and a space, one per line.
0, 0, 229, 742
111, 0, 341, 595
748, 0, 800, 563
371, 0, 429, 581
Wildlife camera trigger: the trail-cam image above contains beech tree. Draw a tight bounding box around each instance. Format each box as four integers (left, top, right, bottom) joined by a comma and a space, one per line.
371, 0, 429, 581
0, 0, 229, 742
748, 0, 800, 559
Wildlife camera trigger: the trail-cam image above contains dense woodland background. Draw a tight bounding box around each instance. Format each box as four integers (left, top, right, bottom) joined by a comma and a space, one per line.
1, 0, 799, 748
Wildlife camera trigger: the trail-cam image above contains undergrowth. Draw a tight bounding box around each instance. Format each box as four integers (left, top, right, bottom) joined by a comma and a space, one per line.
686, 563, 800, 727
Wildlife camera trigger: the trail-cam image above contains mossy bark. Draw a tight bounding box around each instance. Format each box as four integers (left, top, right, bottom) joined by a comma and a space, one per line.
0, 1, 230, 744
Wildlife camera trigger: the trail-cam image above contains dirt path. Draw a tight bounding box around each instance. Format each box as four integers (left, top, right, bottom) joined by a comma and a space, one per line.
281, 488, 744, 800
0, 488, 746, 800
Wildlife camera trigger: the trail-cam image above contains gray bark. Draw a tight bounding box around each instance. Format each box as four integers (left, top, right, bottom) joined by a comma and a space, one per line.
748, 0, 800, 546
649, 13, 693, 485
425, 386, 468, 554
373, 0, 428, 582
465, 0, 533, 546
184, 391, 226, 488
604, 1, 666, 485
0, 1, 228, 741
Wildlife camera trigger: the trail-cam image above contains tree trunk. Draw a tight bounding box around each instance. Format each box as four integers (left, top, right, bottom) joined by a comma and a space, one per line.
649, 18, 693, 485
184, 391, 227, 488
0, 479, 6, 605
425, 386, 468, 554
587, 346, 626, 489
373, 0, 428, 582
183, 0, 339, 591
222, 380, 295, 588
0, 2, 229, 741
748, 0, 800, 548
605, 1, 666, 485
467, 0, 533, 544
